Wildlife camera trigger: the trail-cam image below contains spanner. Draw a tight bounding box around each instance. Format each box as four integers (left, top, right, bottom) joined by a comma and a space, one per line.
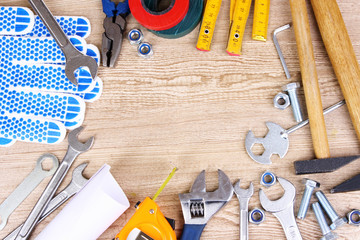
0, 154, 58, 231
15, 126, 94, 240
233, 180, 254, 240
4, 163, 89, 240
28, 0, 98, 86
259, 177, 302, 240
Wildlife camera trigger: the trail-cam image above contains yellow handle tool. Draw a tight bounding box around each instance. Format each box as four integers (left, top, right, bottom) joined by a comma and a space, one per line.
196, 0, 222, 51
115, 168, 177, 240
226, 0, 252, 55
252, 0, 270, 41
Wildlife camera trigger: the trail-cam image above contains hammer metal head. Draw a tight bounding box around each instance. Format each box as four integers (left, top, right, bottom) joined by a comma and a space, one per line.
259, 177, 295, 213
68, 126, 94, 153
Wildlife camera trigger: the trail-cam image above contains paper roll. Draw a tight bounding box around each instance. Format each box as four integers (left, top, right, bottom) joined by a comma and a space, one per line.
35, 164, 130, 240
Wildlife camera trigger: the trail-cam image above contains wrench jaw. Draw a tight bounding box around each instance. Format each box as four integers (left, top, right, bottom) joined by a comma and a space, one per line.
36, 154, 59, 176
70, 163, 89, 189
233, 180, 254, 200
67, 126, 94, 152
179, 170, 233, 225
245, 122, 289, 165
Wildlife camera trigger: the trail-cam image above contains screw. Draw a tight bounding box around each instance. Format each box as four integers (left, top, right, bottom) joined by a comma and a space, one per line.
282, 82, 303, 122
312, 202, 338, 240
297, 178, 320, 219
315, 191, 347, 230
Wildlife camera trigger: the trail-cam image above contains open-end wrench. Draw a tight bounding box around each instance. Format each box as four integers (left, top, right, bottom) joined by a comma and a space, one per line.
233, 180, 254, 240
15, 126, 94, 240
4, 163, 89, 240
179, 170, 233, 240
27, 0, 98, 86
0, 154, 58, 231
259, 177, 302, 240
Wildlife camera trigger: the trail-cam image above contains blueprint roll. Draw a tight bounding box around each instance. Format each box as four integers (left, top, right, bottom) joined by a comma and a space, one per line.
35, 164, 130, 240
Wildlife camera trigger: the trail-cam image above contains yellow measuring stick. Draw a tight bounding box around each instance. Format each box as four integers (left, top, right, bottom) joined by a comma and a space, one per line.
230, 0, 236, 24
152, 167, 178, 201
226, 0, 252, 56
196, 0, 222, 51
252, 0, 270, 41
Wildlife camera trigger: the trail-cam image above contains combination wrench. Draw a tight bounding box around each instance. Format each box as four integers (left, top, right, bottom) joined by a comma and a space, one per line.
0, 154, 58, 231
15, 126, 94, 240
27, 0, 98, 85
4, 163, 89, 240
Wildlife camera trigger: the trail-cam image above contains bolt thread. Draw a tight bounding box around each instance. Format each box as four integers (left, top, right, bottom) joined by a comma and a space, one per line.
316, 191, 339, 222
297, 186, 314, 219
312, 202, 331, 235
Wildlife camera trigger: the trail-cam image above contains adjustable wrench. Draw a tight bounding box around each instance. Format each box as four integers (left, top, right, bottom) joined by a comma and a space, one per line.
4, 163, 89, 240
233, 180, 254, 240
179, 170, 233, 240
0, 154, 58, 230
15, 126, 94, 240
28, 0, 98, 85
259, 177, 302, 240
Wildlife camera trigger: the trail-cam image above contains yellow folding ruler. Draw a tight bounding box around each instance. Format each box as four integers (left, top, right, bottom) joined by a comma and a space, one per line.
252, 0, 271, 41
196, 0, 222, 51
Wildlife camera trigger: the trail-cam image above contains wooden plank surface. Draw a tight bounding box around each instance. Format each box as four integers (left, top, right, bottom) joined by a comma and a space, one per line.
0, 0, 360, 239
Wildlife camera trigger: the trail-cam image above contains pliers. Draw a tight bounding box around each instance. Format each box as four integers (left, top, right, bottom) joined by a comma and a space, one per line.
101, 0, 130, 67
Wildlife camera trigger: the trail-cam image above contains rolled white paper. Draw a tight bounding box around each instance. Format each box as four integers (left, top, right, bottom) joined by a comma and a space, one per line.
35, 164, 130, 240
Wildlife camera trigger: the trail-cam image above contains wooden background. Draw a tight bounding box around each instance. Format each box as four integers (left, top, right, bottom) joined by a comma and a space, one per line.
0, 0, 360, 239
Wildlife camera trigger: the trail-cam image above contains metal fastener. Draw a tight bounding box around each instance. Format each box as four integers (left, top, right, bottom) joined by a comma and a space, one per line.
249, 208, 265, 224
128, 29, 143, 45
137, 42, 153, 58
274, 92, 290, 110
260, 171, 276, 187
347, 209, 360, 226
297, 178, 320, 219
282, 82, 304, 122
315, 191, 347, 230
312, 202, 338, 240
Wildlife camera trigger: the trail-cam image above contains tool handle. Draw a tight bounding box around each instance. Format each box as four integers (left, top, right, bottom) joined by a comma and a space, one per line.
310, 0, 360, 141
240, 209, 248, 240
180, 224, 206, 240
289, 0, 330, 158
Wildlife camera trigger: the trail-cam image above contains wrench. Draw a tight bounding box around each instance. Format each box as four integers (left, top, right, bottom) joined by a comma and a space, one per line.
27, 0, 98, 86
233, 180, 254, 240
0, 154, 58, 231
259, 177, 302, 240
15, 126, 94, 240
4, 163, 89, 240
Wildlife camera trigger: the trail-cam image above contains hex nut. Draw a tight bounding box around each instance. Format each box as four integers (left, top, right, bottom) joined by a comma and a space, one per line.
282, 82, 300, 92
249, 208, 265, 224
303, 178, 321, 189
347, 210, 360, 226
260, 171, 277, 187
128, 29, 144, 45
137, 42, 153, 58
274, 92, 290, 110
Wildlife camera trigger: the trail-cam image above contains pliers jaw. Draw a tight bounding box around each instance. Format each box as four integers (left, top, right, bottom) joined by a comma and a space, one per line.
101, 15, 126, 67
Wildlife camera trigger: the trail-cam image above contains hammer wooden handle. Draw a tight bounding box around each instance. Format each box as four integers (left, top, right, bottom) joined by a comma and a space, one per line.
289, 0, 330, 158
310, 0, 360, 141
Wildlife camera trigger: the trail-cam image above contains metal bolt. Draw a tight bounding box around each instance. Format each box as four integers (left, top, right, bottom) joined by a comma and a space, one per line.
297, 178, 320, 219
312, 202, 338, 240
315, 191, 347, 230
149, 209, 155, 214
282, 82, 303, 122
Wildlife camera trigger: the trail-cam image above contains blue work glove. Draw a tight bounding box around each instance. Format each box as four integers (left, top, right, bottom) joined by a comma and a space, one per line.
0, 6, 103, 146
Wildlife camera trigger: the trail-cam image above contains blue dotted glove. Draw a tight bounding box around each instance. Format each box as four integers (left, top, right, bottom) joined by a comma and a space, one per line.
0, 6, 102, 146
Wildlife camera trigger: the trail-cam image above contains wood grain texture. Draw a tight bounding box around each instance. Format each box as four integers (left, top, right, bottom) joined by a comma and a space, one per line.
289, 0, 330, 158
0, 0, 359, 240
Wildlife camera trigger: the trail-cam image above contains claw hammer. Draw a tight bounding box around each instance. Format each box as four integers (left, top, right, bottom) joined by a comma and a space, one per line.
289, 0, 330, 158
310, 0, 360, 141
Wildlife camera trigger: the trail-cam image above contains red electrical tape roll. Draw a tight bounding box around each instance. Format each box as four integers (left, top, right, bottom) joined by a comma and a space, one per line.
129, 0, 190, 31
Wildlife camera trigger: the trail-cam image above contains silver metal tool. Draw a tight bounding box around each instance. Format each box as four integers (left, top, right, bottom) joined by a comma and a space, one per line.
273, 24, 292, 79
0, 154, 58, 231
15, 126, 94, 240
259, 177, 302, 240
274, 92, 290, 110
179, 170, 233, 240
297, 179, 320, 220
347, 209, 360, 226
260, 171, 277, 187
233, 180, 254, 240
4, 163, 89, 240
245, 100, 346, 164
312, 202, 338, 240
315, 191, 347, 230
249, 208, 265, 225
28, 0, 98, 85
